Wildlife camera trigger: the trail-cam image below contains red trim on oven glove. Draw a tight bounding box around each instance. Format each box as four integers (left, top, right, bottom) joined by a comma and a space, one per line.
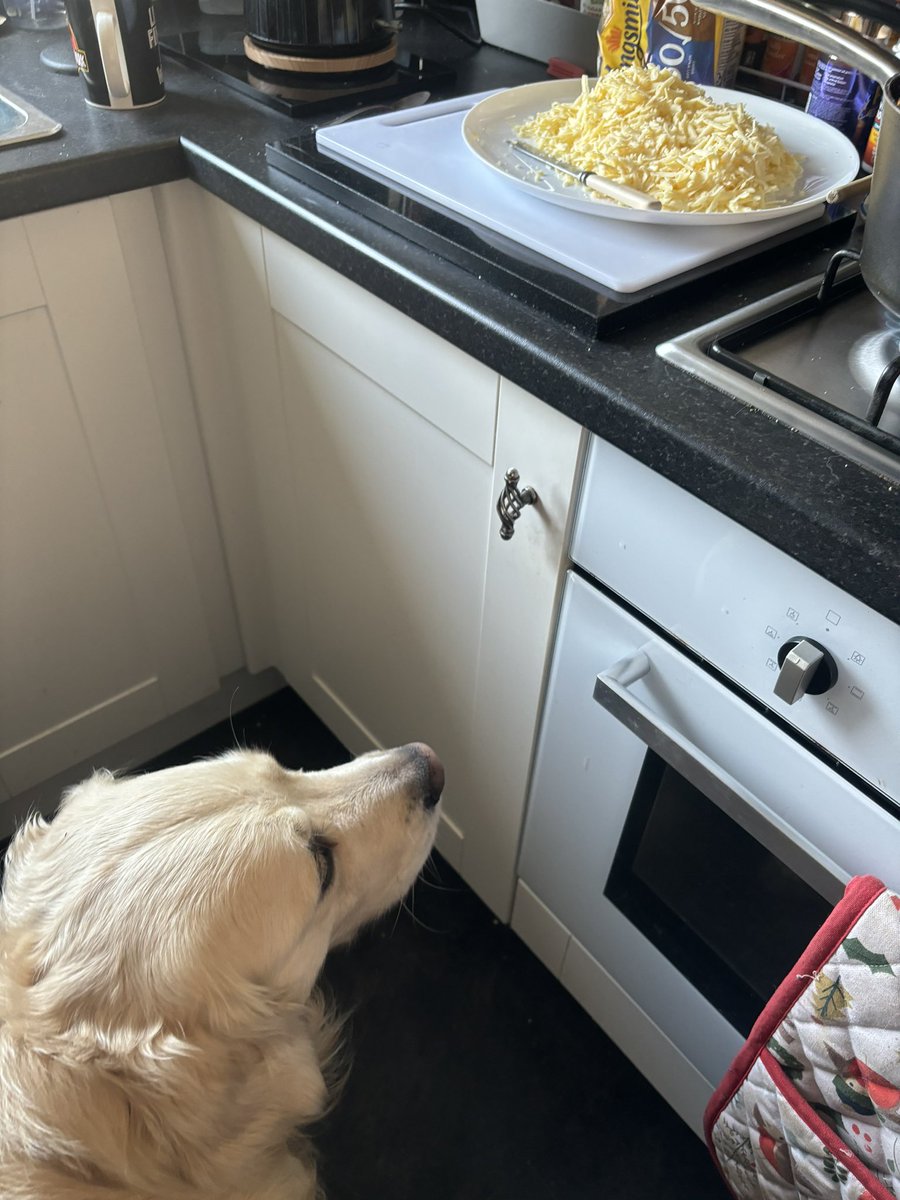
703, 874, 887, 1160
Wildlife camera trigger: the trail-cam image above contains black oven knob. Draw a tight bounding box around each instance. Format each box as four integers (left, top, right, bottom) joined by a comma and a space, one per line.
774, 637, 839, 705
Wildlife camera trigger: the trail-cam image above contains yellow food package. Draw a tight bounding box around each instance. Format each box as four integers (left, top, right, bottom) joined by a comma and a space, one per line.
597, 0, 746, 86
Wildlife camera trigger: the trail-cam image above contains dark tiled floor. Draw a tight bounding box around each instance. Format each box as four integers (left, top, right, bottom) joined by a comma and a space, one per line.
13, 688, 731, 1199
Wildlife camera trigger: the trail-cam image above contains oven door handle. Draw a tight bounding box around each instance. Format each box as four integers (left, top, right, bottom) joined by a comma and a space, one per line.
593, 651, 850, 905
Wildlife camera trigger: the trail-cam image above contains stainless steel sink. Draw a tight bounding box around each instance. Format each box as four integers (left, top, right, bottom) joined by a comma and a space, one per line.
0, 83, 61, 147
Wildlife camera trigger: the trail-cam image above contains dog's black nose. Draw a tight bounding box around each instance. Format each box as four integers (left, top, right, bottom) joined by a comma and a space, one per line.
406, 742, 444, 810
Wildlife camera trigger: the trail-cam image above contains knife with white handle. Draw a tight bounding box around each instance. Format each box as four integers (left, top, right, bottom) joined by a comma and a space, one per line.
507, 140, 662, 211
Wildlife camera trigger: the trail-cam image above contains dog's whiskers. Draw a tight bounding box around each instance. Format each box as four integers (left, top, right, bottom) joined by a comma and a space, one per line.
416, 877, 459, 892
398, 888, 442, 935
418, 853, 460, 893
388, 898, 405, 937
228, 686, 244, 751
424, 851, 448, 882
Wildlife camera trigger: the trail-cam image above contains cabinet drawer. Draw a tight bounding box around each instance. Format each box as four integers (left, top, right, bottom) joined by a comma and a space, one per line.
263, 229, 498, 463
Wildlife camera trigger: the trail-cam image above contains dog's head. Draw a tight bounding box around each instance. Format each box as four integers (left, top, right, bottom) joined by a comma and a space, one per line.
0, 743, 442, 1037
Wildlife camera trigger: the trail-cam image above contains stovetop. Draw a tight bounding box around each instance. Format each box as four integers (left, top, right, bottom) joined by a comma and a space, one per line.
264, 107, 856, 337
160, 28, 454, 117
659, 236, 900, 485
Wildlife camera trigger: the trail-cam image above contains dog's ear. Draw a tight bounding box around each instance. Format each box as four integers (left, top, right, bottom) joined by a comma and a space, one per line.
2, 771, 115, 887
0, 927, 42, 990
6, 810, 50, 853
58, 767, 116, 811
2, 813, 52, 895
0, 817, 53, 1005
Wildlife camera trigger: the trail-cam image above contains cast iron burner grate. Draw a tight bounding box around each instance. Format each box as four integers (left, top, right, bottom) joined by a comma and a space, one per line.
161, 30, 454, 117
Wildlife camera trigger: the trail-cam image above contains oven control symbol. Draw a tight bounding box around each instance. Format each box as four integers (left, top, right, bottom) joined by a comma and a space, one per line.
850, 651, 866, 666
774, 637, 840, 705
786, 607, 799, 623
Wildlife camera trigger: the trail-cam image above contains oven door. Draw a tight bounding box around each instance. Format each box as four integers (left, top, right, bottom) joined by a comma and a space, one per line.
517, 571, 900, 1132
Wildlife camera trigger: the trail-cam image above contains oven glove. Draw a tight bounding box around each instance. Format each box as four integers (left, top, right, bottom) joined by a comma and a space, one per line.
706, 874, 900, 1200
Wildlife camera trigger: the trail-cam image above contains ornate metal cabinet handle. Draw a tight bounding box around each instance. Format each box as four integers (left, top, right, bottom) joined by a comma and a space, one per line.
496, 468, 538, 540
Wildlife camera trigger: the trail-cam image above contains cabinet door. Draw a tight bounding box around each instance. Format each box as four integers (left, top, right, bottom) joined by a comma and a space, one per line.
159, 196, 583, 920
265, 229, 582, 918
0, 306, 167, 796
273, 312, 494, 868
264, 227, 502, 878
466, 379, 583, 916
153, 184, 301, 679
0, 199, 233, 803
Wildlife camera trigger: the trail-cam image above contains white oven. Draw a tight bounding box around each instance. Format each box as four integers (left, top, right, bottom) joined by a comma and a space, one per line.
513, 435, 900, 1138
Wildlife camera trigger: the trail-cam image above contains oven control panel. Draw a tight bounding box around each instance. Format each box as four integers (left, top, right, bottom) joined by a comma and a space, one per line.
571, 436, 900, 802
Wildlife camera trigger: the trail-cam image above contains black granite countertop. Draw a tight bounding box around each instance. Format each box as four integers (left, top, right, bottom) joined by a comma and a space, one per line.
2, 6, 898, 625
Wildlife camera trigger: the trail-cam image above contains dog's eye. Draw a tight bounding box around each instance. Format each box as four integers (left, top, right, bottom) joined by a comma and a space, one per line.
310, 835, 335, 895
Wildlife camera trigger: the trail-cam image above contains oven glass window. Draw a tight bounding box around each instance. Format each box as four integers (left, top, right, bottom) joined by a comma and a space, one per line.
604, 750, 833, 1035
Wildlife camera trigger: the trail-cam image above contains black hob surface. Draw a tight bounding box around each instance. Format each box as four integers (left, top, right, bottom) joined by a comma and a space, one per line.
161, 28, 454, 116
264, 123, 859, 338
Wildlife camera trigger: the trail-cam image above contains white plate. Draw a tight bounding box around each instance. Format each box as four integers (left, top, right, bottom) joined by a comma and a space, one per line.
460, 78, 860, 225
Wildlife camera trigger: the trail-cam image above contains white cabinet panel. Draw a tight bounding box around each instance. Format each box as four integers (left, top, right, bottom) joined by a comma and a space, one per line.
275, 314, 491, 843
0, 217, 44, 316
264, 229, 498, 463
273, 318, 582, 918
0, 191, 238, 797
114, 188, 243, 680
463, 380, 583, 915
154, 184, 303, 678
0, 308, 165, 792
22, 198, 221, 715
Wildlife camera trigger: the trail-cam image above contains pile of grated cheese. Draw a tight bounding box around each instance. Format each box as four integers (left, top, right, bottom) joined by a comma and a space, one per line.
514, 64, 804, 213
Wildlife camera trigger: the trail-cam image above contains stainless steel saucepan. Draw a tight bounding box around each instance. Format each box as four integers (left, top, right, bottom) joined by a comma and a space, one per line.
698, 0, 900, 317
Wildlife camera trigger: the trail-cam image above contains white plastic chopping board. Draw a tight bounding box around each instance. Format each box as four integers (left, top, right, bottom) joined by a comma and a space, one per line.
315, 91, 824, 295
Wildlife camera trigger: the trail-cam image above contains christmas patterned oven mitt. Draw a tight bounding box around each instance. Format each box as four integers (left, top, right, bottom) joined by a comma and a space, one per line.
706, 875, 900, 1200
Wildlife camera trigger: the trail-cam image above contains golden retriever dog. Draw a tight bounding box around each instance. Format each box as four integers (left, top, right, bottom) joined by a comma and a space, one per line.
0, 741, 443, 1200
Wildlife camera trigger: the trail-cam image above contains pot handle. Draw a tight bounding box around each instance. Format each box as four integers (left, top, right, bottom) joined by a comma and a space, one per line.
696, 0, 899, 86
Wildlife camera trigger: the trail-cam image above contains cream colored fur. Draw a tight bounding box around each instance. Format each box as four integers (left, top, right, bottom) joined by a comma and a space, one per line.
0, 743, 441, 1199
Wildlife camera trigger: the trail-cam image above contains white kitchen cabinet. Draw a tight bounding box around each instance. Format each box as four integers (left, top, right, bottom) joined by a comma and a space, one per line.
0, 198, 241, 807
270, 299, 494, 873
263, 225, 585, 917
158, 182, 583, 918
464, 379, 584, 915
153, 182, 302, 682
